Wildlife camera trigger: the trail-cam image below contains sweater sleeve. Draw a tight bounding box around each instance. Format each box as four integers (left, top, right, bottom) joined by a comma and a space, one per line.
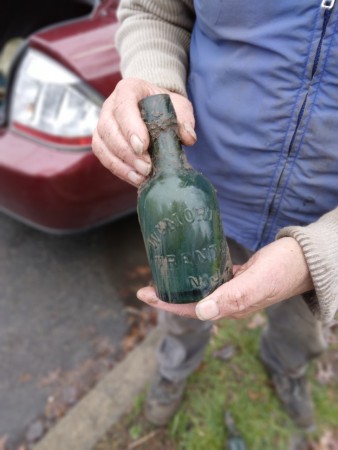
277, 207, 338, 323
116, 0, 195, 97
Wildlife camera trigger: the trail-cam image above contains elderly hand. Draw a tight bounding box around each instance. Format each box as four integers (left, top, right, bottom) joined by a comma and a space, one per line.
92, 78, 196, 187
137, 237, 314, 320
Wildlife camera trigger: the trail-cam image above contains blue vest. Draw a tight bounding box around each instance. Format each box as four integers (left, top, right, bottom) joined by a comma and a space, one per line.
186, 0, 338, 251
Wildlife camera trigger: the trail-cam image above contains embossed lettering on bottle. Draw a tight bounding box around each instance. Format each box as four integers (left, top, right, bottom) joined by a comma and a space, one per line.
137, 94, 232, 304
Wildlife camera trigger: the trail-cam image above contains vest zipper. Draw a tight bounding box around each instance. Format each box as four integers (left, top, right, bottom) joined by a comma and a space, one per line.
259, 0, 335, 246
321, 0, 335, 9
287, 1, 334, 154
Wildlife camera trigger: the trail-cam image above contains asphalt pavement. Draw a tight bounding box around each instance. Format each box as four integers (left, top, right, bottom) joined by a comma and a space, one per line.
0, 212, 148, 449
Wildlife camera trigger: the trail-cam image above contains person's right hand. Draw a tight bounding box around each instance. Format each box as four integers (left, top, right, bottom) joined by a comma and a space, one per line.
92, 78, 196, 187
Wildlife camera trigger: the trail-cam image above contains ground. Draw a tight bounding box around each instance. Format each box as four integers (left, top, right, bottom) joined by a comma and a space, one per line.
0, 212, 150, 450
1, 212, 337, 450
93, 313, 338, 450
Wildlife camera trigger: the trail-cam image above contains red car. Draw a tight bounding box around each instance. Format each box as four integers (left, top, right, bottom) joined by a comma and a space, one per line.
0, 0, 136, 233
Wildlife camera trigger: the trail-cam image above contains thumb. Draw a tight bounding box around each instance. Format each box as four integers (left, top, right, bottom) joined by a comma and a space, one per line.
195, 276, 255, 321
169, 93, 196, 146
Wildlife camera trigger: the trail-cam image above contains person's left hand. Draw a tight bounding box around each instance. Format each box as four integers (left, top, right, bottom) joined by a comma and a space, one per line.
137, 237, 314, 321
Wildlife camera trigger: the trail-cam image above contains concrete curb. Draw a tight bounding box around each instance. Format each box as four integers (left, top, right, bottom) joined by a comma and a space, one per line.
33, 326, 163, 450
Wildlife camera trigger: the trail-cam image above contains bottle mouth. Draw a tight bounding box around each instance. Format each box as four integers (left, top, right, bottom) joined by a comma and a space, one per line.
138, 94, 178, 128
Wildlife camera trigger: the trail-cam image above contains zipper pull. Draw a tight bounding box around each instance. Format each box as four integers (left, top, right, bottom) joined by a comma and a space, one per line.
321, 0, 335, 9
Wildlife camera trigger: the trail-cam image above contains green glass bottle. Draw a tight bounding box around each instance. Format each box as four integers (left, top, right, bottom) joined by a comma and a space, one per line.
137, 94, 232, 304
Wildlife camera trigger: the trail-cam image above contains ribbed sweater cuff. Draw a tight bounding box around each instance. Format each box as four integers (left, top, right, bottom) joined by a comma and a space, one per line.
117, 22, 189, 96
116, 1, 194, 97
276, 208, 338, 323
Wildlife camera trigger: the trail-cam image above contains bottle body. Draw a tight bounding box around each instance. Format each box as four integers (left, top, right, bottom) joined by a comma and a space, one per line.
138, 169, 232, 303
137, 94, 232, 304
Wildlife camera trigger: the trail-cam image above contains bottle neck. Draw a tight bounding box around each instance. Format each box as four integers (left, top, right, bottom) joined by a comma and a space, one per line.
149, 128, 184, 174
138, 94, 187, 175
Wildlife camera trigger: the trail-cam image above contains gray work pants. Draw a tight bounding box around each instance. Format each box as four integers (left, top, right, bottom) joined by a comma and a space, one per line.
157, 238, 328, 382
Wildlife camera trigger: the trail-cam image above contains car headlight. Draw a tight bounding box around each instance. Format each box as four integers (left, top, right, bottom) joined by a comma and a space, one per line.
10, 48, 102, 149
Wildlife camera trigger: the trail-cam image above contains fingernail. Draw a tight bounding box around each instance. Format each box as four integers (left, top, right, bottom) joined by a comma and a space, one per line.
134, 158, 151, 176
195, 299, 219, 321
130, 134, 144, 156
127, 170, 143, 185
183, 123, 197, 141
137, 289, 158, 305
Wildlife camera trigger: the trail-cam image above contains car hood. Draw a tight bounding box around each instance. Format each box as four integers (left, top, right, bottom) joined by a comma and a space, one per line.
29, 0, 121, 97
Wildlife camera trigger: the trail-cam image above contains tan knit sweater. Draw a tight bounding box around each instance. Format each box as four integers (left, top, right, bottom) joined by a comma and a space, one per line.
116, 0, 338, 323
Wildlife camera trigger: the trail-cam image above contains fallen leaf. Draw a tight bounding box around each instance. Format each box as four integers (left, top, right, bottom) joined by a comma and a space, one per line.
19, 373, 32, 383
127, 265, 151, 280
316, 361, 335, 385
122, 307, 157, 353
26, 420, 44, 443
61, 385, 78, 406
246, 312, 266, 329
94, 336, 116, 357
310, 430, 338, 450
128, 430, 161, 449
213, 344, 235, 361
96, 309, 116, 320
118, 287, 136, 300
44, 396, 67, 420
195, 361, 207, 373
40, 369, 62, 387
318, 430, 338, 450
329, 319, 338, 330
122, 332, 141, 353
125, 307, 145, 318
211, 324, 219, 336
291, 431, 338, 450
247, 391, 261, 401
306, 441, 318, 450
327, 332, 338, 346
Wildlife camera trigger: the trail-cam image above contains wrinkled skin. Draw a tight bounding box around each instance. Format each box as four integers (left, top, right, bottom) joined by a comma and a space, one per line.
92, 78, 314, 321
92, 78, 196, 187
137, 237, 314, 321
